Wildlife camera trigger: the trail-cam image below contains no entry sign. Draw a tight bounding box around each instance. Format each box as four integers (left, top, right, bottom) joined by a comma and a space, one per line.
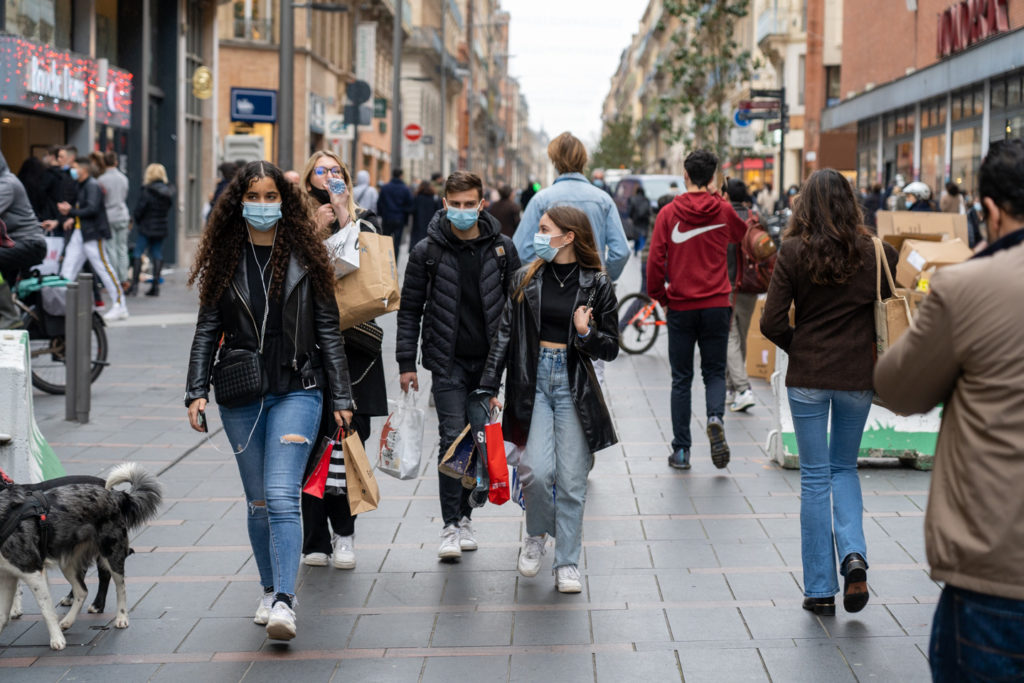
403, 123, 423, 142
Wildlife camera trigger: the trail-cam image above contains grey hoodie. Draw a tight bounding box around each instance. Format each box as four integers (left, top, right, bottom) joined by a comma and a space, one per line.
0, 151, 44, 244
353, 169, 378, 214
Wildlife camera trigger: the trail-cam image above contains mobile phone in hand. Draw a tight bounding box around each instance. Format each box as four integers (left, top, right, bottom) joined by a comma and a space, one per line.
197, 410, 208, 432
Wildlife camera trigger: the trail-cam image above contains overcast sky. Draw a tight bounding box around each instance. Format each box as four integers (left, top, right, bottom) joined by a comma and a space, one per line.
505, 0, 650, 147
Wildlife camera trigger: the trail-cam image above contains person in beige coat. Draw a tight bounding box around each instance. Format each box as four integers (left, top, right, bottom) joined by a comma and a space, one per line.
874, 138, 1024, 683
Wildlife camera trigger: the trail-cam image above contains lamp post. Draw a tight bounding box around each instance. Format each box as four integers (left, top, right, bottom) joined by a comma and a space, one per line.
391, 0, 403, 174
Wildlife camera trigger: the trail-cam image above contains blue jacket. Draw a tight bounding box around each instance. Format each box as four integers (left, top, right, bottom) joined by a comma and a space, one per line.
377, 178, 413, 224
513, 172, 630, 281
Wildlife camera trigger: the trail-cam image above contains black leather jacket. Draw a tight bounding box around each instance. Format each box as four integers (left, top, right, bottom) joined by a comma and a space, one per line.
480, 265, 619, 453
185, 252, 354, 411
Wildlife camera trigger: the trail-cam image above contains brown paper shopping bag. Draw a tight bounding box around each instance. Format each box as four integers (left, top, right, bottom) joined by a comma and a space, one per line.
873, 237, 913, 357
334, 231, 401, 330
344, 429, 381, 515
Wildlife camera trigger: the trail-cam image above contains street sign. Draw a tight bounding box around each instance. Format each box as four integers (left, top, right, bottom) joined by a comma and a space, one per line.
230, 88, 277, 123
373, 96, 387, 119
403, 140, 425, 160
734, 110, 751, 127
347, 80, 372, 106
343, 104, 372, 126
729, 127, 756, 149
740, 110, 781, 120
768, 120, 790, 133
739, 99, 781, 110
751, 88, 784, 99
404, 123, 423, 142
421, 134, 435, 145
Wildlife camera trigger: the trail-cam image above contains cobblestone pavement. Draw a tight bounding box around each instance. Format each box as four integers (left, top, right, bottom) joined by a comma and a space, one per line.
0, 258, 937, 681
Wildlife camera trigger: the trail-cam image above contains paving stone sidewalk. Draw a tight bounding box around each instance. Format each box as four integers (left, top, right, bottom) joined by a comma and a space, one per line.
0, 259, 938, 681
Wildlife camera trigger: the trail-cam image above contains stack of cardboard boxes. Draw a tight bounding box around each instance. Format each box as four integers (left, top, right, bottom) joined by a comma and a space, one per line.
745, 211, 975, 381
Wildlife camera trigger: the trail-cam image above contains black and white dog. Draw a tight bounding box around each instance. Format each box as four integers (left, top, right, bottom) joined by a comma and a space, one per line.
0, 463, 162, 650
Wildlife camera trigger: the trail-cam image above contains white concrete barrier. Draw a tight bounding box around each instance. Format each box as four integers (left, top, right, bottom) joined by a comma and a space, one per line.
766, 349, 940, 470
0, 330, 65, 482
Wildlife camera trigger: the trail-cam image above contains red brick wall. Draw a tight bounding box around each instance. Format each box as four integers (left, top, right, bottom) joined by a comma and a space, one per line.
841, 0, 1022, 99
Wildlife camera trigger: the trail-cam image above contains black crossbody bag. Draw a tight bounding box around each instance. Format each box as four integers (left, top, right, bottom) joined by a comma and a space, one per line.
212, 254, 272, 408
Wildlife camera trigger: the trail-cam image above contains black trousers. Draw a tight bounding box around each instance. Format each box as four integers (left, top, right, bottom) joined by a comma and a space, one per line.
666, 307, 731, 452
382, 219, 406, 257
432, 358, 484, 526
300, 413, 371, 555
0, 237, 46, 285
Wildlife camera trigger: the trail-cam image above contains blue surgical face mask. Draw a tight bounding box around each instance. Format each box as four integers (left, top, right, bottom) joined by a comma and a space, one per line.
533, 232, 567, 262
243, 202, 282, 232
69, 167, 79, 181
327, 177, 347, 195
904, 198, 915, 209
447, 204, 479, 231
973, 202, 982, 213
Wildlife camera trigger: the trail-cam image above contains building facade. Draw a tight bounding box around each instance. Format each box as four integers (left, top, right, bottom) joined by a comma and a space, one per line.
823, 0, 1021, 195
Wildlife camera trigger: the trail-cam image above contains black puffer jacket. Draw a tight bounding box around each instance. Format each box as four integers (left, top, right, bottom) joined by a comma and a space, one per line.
480, 265, 619, 453
69, 176, 110, 242
396, 210, 520, 375
185, 252, 354, 411
133, 181, 175, 239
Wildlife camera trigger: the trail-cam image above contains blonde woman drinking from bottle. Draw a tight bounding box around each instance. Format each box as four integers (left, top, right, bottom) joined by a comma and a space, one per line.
480, 205, 619, 593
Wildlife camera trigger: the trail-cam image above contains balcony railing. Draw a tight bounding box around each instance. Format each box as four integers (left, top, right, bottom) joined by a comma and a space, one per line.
756, 8, 788, 45
233, 17, 273, 43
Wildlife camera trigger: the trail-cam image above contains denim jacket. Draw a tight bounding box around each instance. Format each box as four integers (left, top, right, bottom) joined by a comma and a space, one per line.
512, 173, 630, 281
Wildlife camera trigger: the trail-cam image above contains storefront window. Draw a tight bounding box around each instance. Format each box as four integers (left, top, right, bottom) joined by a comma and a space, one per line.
896, 141, 913, 182
992, 79, 1006, 110
5, 0, 73, 49
920, 134, 945, 200
1009, 76, 1022, 107
952, 127, 981, 194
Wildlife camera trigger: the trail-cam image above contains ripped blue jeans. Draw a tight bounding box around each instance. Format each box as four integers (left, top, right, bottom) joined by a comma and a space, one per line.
219, 389, 322, 596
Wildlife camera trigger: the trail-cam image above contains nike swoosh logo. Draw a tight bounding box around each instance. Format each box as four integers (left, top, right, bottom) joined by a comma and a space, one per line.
670, 223, 726, 244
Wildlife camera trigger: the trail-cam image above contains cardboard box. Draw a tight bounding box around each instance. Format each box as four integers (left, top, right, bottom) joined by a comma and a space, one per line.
895, 238, 972, 289
746, 297, 776, 381
876, 211, 969, 246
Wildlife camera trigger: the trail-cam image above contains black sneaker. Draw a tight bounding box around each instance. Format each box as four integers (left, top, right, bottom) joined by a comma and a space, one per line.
707, 416, 730, 469
667, 449, 691, 470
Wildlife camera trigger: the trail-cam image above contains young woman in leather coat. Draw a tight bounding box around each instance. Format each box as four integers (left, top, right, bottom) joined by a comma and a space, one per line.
480, 205, 619, 594
184, 161, 354, 641
298, 151, 388, 571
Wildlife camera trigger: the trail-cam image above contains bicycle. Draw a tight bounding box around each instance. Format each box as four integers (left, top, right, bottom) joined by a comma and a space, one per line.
616, 291, 666, 354
11, 275, 109, 395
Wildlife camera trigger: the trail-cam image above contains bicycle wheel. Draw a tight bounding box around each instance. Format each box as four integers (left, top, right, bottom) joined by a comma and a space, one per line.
29, 315, 109, 394
616, 292, 661, 355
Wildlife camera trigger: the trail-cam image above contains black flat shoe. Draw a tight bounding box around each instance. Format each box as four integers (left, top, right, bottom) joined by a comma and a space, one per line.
668, 449, 691, 470
802, 597, 835, 616
842, 552, 869, 613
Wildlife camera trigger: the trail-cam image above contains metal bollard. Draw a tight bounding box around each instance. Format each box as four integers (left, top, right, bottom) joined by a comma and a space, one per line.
64, 273, 93, 423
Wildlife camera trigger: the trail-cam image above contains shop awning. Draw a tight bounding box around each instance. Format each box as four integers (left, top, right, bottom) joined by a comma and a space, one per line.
723, 157, 774, 171
822, 27, 1023, 131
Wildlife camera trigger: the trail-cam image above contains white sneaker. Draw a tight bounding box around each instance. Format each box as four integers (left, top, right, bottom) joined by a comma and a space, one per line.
253, 590, 274, 625
517, 534, 546, 577
332, 534, 356, 569
303, 552, 328, 567
102, 302, 128, 321
730, 389, 756, 413
438, 524, 462, 560
265, 600, 296, 640
726, 390, 736, 405
458, 516, 478, 551
555, 565, 583, 593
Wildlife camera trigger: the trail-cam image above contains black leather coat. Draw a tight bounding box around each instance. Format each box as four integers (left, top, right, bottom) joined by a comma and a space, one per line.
480, 265, 619, 453
185, 252, 354, 411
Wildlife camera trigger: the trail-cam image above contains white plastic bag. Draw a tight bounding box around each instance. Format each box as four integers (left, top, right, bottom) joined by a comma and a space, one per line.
377, 390, 425, 480
325, 221, 360, 278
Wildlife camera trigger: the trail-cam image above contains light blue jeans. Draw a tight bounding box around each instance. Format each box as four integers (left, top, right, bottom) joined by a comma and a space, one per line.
520, 348, 594, 569
219, 389, 322, 596
788, 387, 873, 598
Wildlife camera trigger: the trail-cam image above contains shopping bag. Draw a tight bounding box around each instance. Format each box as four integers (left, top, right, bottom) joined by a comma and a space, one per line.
872, 237, 913, 356
33, 236, 65, 276
334, 230, 400, 329
344, 430, 380, 515
303, 427, 342, 499
378, 391, 425, 480
484, 422, 510, 505
325, 221, 361, 278
510, 466, 526, 510
324, 427, 348, 496
439, 424, 476, 487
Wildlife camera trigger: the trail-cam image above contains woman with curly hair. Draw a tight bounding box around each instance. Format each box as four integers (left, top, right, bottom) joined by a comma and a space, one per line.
760, 169, 898, 617
184, 160, 354, 641
298, 151, 388, 571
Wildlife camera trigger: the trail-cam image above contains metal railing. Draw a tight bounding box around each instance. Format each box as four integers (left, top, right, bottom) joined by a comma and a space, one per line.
233, 17, 273, 42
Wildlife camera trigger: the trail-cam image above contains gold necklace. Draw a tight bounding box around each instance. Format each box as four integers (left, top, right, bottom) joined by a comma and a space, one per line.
552, 264, 578, 288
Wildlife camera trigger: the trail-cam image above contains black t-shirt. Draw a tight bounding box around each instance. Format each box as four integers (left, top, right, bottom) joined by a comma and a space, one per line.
454, 242, 489, 359
540, 262, 580, 344
245, 244, 303, 395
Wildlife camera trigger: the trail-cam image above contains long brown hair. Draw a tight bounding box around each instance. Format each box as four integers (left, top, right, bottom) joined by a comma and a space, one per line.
515, 205, 603, 302
188, 161, 333, 308
784, 169, 869, 286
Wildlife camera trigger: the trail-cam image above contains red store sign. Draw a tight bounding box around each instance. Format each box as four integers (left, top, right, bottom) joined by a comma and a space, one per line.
937, 0, 1010, 58
0, 35, 133, 128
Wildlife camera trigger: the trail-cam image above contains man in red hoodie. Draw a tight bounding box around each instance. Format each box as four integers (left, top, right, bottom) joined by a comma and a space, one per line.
647, 150, 747, 470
